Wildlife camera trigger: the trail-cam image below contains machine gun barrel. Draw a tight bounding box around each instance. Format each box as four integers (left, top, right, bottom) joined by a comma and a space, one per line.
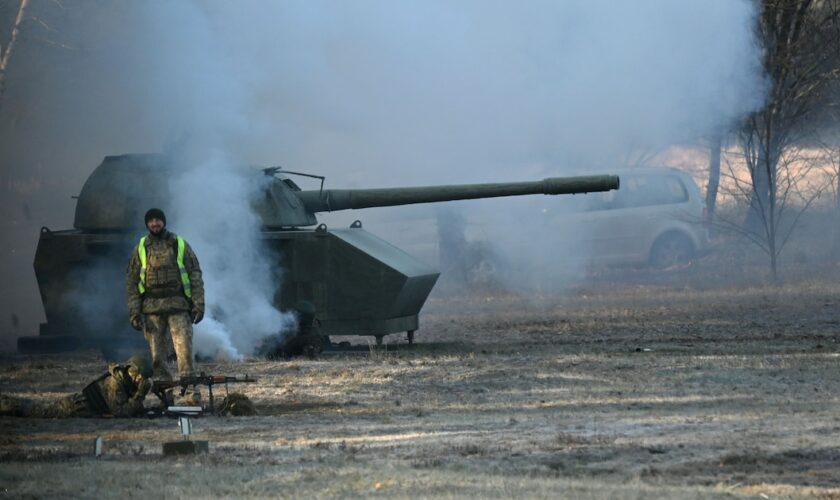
297, 175, 619, 213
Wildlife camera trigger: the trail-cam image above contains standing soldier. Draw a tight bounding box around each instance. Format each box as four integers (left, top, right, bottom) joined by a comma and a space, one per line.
126, 208, 205, 405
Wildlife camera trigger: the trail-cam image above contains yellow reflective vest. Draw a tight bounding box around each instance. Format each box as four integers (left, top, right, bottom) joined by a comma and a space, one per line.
136, 235, 193, 298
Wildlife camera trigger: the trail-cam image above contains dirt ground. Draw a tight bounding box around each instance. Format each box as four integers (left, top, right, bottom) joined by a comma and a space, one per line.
2, 256, 840, 499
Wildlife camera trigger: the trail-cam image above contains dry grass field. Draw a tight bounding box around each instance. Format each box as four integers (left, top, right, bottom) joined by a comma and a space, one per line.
3, 255, 840, 499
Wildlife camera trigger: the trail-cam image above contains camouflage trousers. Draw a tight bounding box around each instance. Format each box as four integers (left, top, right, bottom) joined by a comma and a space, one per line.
54, 393, 95, 417
0, 393, 92, 418
143, 311, 195, 380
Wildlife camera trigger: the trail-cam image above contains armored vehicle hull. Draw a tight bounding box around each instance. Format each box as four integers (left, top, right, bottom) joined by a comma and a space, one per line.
25, 224, 438, 354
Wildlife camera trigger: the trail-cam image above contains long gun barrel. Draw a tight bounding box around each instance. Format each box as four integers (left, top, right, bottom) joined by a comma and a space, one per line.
296, 175, 619, 213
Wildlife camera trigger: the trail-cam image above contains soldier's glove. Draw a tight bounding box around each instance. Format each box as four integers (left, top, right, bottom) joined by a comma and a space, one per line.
130, 315, 143, 331
191, 308, 204, 324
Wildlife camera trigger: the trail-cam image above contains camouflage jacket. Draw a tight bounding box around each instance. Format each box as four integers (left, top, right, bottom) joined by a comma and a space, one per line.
91, 363, 153, 417
126, 230, 204, 317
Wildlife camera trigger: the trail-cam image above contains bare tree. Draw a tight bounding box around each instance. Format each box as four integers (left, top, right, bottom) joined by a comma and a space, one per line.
719, 143, 833, 279
0, 0, 30, 108
817, 125, 840, 254
0, 0, 79, 113
736, 0, 840, 278
819, 62, 840, 254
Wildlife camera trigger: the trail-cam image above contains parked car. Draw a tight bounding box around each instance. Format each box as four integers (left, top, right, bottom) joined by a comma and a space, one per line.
558, 167, 710, 268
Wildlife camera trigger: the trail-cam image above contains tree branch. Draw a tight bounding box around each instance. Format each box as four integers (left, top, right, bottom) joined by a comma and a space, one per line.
0, 0, 31, 109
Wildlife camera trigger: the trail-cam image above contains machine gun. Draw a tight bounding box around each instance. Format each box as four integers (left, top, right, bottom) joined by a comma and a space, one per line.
151, 373, 258, 415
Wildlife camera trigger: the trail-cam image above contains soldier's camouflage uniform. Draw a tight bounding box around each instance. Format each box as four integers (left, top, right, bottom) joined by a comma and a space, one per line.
126, 229, 204, 381
0, 363, 151, 418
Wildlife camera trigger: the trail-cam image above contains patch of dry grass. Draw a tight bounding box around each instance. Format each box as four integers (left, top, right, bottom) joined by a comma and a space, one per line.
4, 277, 840, 497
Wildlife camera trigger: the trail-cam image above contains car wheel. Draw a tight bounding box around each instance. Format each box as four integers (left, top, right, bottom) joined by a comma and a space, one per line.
649, 232, 694, 269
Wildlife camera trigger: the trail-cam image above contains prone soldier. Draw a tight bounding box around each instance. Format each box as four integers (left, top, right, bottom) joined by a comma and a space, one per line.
0, 356, 154, 418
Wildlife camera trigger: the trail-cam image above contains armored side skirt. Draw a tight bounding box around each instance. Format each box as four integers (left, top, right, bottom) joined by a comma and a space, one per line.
24, 226, 439, 354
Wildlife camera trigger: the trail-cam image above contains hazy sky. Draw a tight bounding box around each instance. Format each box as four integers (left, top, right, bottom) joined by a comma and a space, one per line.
3, 0, 764, 185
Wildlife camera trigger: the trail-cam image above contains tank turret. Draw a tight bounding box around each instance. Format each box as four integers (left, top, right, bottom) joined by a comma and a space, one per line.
22, 153, 618, 355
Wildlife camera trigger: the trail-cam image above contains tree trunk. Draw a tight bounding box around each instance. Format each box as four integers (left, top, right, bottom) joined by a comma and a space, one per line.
768, 171, 778, 283
833, 156, 840, 258
745, 151, 771, 236
705, 134, 722, 233
745, 127, 779, 242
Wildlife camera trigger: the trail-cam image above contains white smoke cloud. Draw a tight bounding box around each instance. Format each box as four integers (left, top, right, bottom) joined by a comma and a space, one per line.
129, 0, 768, 317
168, 151, 296, 359
101, 0, 766, 182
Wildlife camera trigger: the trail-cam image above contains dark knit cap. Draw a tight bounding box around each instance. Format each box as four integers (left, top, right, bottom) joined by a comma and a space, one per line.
144, 208, 166, 225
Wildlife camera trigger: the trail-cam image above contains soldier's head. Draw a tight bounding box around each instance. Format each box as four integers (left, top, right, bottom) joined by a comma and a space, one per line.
126, 355, 153, 383
144, 208, 166, 235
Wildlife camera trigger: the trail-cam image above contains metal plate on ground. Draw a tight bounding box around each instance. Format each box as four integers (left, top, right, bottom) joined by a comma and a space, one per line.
163, 441, 209, 456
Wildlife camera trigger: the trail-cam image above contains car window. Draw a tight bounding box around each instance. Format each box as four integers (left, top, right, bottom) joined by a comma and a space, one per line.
585, 174, 688, 211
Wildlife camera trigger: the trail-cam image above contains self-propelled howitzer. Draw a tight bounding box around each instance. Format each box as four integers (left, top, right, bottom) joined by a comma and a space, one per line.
23, 154, 618, 354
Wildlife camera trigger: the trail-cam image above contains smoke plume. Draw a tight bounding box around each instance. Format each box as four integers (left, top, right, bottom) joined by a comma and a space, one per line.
167, 152, 296, 359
